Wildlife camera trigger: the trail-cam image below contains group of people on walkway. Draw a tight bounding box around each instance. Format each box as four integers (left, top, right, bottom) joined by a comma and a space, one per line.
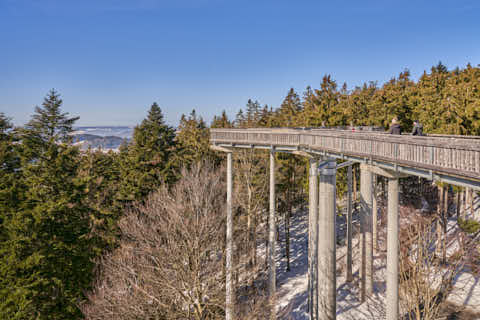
388, 117, 424, 136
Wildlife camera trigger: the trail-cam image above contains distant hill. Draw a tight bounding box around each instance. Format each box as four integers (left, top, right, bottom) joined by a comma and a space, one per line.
71, 126, 133, 151
73, 126, 133, 139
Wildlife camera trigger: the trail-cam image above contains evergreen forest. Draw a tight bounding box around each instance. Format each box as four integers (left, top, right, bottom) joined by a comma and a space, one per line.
1, 62, 480, 319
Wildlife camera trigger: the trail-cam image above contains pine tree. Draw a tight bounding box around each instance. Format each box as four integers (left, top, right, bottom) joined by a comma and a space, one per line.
0, 93, 93, 319
211, 110, 232, 128
22, 89, 79, 155
79, 149, 122, 252
117, 103, 177, 202
0, 113, 21, 244
275, 88, 302, 127
176, 109, 217, 166
235, 109, 246, 128
309, 75, 340, 127
414, 63, 452, 133
369, 70, 414, 130
258, 105, 274, 127
245, 99, 261, 127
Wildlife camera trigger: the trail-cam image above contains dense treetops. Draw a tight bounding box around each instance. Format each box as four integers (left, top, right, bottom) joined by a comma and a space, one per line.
220, 63, 480, 136
0, 62, 479, 319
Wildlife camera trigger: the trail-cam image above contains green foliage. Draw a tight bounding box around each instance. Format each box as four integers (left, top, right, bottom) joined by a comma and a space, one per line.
117, 103, 178, 202
79, 149, 122, 252
2, 62, 480, 319
176, 109, 218, 166
0, 93, 94, 319
0, 113, 21, 244
458, 218, 480, 234
211, 110, 232, 128
275, 88, 302, 127
0, 145, 94, 319
22, 89, 79, 153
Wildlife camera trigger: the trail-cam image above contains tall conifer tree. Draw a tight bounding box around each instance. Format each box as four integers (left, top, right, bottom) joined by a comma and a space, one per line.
0, 91, 93, 319
117, 103, 177, 202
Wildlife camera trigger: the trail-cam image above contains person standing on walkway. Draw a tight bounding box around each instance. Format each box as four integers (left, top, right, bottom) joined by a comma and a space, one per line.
388, 117, 402, 135
411, 120, 424, 136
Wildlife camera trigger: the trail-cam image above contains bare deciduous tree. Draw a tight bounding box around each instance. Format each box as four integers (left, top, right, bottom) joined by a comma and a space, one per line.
82, 163, 228, 319
399, 212, 467, 320
82, 162, 269, 320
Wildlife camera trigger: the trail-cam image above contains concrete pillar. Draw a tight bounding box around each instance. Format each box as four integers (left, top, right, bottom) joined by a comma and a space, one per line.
386, 178, 399, 320
226, 152, 234, 320
308, 158, 319, 319
268, 148, 276, 319
360, 165, 373, 301
317, 160, 337, 320
346, 165, 353, 282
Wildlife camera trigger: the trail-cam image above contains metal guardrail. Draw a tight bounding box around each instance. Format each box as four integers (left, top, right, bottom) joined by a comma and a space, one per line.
210, 128, 480, 181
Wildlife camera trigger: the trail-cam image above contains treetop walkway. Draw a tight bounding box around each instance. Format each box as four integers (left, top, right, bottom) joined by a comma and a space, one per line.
210, 127, 480, 320
211, 127, 480, 189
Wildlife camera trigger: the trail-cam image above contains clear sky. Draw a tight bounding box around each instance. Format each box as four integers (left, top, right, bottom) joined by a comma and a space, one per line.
1, 0, 479, 127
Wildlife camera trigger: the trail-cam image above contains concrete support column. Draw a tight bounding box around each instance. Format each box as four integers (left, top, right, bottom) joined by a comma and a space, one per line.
386, 178, 399, 320
308, 158, 319, 320
346, 165, 353, 282
268, 148, 276, 319
226, 152, 234, 320
317, 160, 337, 320
372, 174, 378, 253
360, 165, 373, 301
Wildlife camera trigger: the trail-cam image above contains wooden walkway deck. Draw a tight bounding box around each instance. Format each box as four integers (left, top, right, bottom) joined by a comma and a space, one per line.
210, 128, 480, 189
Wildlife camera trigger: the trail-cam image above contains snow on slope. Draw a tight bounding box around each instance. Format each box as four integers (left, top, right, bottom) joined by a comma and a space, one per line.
275, 209, 386, 320
274, 208, 480, 319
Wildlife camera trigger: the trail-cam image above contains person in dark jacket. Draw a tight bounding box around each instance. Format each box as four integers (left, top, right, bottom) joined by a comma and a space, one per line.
388, 117, 402, 135
411, 120, 424, 136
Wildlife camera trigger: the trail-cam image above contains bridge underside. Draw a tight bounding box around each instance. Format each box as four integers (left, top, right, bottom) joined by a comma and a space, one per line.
213, 142, 480, 191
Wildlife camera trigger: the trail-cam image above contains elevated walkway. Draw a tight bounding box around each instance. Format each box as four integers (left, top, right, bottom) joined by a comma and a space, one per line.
211, 128, 480, 190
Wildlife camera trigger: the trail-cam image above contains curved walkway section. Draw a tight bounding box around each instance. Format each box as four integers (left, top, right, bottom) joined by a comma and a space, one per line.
211, 128, 480, 190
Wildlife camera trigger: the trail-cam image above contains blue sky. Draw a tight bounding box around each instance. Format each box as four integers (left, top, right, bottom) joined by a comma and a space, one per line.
1, 0, 479, 127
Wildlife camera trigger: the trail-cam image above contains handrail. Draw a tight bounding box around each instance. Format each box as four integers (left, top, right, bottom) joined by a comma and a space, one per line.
210, 128, 480, 180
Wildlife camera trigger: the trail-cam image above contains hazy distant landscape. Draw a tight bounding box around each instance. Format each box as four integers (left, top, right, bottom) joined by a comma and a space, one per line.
71, 126, 133, 150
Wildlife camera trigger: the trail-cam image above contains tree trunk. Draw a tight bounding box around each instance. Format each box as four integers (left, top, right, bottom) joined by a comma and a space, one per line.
436, 185, 444, 260
252, 208, 257, 267
466, 187, 471, 218
442, 185, 448, 264
372, 174, 378, 253
469, 188, 474, 218
265, 211, 269, 270
284, 168, 291, 272
247, 186, 252, 269
456, 189, 461, 220
285, 206, 291, 272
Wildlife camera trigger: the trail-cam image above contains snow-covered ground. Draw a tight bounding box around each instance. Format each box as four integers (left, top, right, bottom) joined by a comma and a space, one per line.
274, 209, 386, 319
272, 208, 480, 319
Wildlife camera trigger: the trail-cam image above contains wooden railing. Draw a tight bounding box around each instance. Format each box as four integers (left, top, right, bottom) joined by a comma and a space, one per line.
210, 128, 480, 180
